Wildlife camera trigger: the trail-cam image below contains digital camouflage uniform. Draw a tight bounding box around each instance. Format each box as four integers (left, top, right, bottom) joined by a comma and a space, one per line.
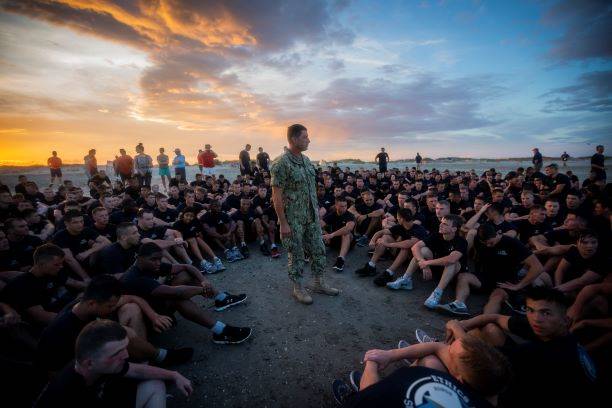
270, 151, 325, 282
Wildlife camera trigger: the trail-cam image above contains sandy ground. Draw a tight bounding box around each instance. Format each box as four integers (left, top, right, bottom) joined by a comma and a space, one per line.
156, 243, 487, 408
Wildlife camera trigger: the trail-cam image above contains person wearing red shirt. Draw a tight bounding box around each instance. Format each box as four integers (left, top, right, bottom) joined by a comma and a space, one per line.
47, 151, 63, 184
199, 144, 217, 176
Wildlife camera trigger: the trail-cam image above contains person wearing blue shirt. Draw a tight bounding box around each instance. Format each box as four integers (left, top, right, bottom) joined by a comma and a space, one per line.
173, 148, 187, 181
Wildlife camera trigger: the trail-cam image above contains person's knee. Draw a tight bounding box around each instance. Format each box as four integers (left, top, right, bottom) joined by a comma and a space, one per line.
138, 379, 166, 400
483, 323, 501, 337
489, 288, 508, 302
420, 246, 432, 258
119, 303, 143, 321
123, 325, 137, 339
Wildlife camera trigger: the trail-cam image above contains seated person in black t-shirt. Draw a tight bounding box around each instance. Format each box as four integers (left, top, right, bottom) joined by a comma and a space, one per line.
506, 189, 536, 221
568, 281, 612, 354
4, 217, 44, 271
222, 182, 243, 216
251, 185, 279, 258
94, 223, 142, 278
316, 184, 334, 220
175, 190, 205, 215
0, 244, 72, 326
554, 230, 608, 294
332, 332, 511, 407
381, 191, 410, 229
514, 204, 550, 244
35, 319, 193, 408
357, 209, 429, 285
321, 197, 356, 272
22, 209, 55, 241
441, 223, 549, 316
121, 243, 251, 344
348, 191, 384, 246
153, 194, 179, 224
37, 275, 190, 372
91, 207, 117, 242
200, 200, 242, 262
172, 208, 224, 273
231, 198, 265, 258
389, 215, 467, 309
452, 287, 597, 407
543, 197, 564, 228
136, 208, 192, 265
52, 210, 111, 282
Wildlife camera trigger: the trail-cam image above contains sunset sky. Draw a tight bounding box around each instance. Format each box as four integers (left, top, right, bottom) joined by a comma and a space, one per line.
0, 0, 610, 165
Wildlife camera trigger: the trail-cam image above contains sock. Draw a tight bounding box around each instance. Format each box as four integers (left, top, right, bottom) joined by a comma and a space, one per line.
241, 241, 246, 246
154, 348, 168, 363
212, 321, 226, 335
385, 268, 393, 276
215, 292, 228, 302
454, 300, 467, 308
368, 261, 375, 267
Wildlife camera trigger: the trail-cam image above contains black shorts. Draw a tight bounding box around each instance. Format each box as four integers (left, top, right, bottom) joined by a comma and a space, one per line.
50, 168, 62, 177
102, 377, 139, 408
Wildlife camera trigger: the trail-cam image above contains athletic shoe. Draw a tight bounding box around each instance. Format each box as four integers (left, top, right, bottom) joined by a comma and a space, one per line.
158, 347, 194, 367
356, 235, 369, 247
373, 271, 395, 287
230, 246, 244, 262
214, 293, 247, 311
213, 257, 226, 273
224, 249, 235, 262
332, 257, 345, 272
240, 243, 250, 259
386, 276, 413, 290
355, 263, 376, 277
260, 242, 271, 256
349, 370, 362, 392
200, 259, 215, 273
270, 246, 280, 258
397, 339, 413, 366
424, 289, 443, 309
435, 301, 470, 317
505, 292, 527, 315
212, 326, 252, 345
415, 328, 437, 344
332, 379, 354, 405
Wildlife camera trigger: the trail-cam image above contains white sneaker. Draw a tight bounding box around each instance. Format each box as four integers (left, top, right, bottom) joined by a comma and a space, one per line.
424, 289, 442, 309
386, 277, 413, 290
200, 260, 214, 273
397, 339, 412, 366
415, 328, 437, 344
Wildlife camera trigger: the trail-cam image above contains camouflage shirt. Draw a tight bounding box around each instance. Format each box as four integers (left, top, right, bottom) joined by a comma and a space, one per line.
270, 151, 319, 223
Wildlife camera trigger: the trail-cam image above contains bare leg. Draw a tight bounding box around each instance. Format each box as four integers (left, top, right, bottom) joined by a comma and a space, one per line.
388, 248, 410, 274
365, 216, 382, 237
484, 288, 509, 314
118, 303, 147, 339
171, 299, 215, 328
236, 220, 246, 244
196, 237, 216, 259
455, 273, 481, 303
436, 263, 460, 292
135, 380, 166, 408
187, 238, 204, 262
372, 235, 393, 262
162, 249, 178, 264
358, 361, 381, 391
171, 245, 192, 264
339, 234, 352, 258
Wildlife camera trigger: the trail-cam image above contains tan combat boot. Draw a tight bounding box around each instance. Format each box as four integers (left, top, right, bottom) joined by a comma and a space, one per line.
306, 277, 340, 296
292, 284, 313, 305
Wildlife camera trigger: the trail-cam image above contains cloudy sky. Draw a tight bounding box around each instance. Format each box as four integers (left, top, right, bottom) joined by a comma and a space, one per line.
0, 0, 610, 165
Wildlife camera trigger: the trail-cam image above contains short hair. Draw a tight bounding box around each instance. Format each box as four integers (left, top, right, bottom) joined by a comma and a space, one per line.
524, 286, 571, 309
116, 222, 137, 239
33, 243, 65, 264
487, 202, 505, 215
458, 335, 512, 397
137, 208, 154, 218
63, 209, 84, 223
437, 199, 450, 208
287, 124, 307, 143
83, 275, 122, 302
566, 189, 582, 198
155, 193, 168, 200
477, 223, 498, 240
578, 229, 598, 243
75, 320, 127, 363
137, 242, 162, 258
397, 208, 413, 222
335, 196, 347, 204
92, 207, 108, 216
5, 217, 26, 229
443, 214, 464, 229
529, 204, 544, 213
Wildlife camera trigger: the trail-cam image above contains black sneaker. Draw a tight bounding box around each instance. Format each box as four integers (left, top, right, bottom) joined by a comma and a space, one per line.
158, 347, 194, 367
373, 271, 394, 287
333, 257, 345, 272
215, 293, 247, 311
355, 263, 376, 277
332, 379, 354, 405
349, 370, 362, 392
505, 291, 527, 315
260, 242, 271, 256
240, 244, 250, 258
212, 326, 252, 344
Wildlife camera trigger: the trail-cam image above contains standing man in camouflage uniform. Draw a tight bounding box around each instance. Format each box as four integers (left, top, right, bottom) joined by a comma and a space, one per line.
271, 124, 339, 304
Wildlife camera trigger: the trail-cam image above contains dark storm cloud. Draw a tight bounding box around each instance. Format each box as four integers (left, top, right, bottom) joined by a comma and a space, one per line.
543, 70, 612, 112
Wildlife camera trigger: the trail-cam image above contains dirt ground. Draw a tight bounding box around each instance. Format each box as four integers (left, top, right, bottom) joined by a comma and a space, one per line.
155, 242, 488, 408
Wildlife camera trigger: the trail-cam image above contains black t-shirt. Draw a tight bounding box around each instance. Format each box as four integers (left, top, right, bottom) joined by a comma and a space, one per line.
502, 329, 597, 407
591, 153, 605, 173
92, 223, 117, 242
344, 366, 491, 408
256, 152, 270, 169
37, 306, 88, 371
317, 193, 335, 210
485, 220, 516, 236
35, 360, 131, 408
137, 225, 168, 240
176, 202, 205, 214
375, 152, 389, 165
544, 213, 564, 229
231, 208, 258, 224
8, 235, 43, 268
223, 194, 243, 212
52, 228, 99, 255
109, 210, 136, 225
0, 271, 68, 313
252, 194, 274, 215
422, 233, 468, 270
355, 202, 382, 216
239, 150, 251, 169
201, 211, 231, 230
548, 173, 570, 196
323, 211, 355, 233
562, 246, 609, 278
172, 219, 203, 239
389, 223, 429, 241
153, 207, 178, 223
96, 242, 138, 276
475, 236, 531, 282
167, 195, 183, 207
544, 229, 576, 246
515, 219, 550, 244
121, 262, 173, 300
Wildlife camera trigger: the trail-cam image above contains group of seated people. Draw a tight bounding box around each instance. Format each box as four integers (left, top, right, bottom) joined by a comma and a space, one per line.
0, 158, 610, 406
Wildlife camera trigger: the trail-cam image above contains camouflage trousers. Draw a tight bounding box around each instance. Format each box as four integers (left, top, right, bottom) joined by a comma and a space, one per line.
281, 219, 326, 282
